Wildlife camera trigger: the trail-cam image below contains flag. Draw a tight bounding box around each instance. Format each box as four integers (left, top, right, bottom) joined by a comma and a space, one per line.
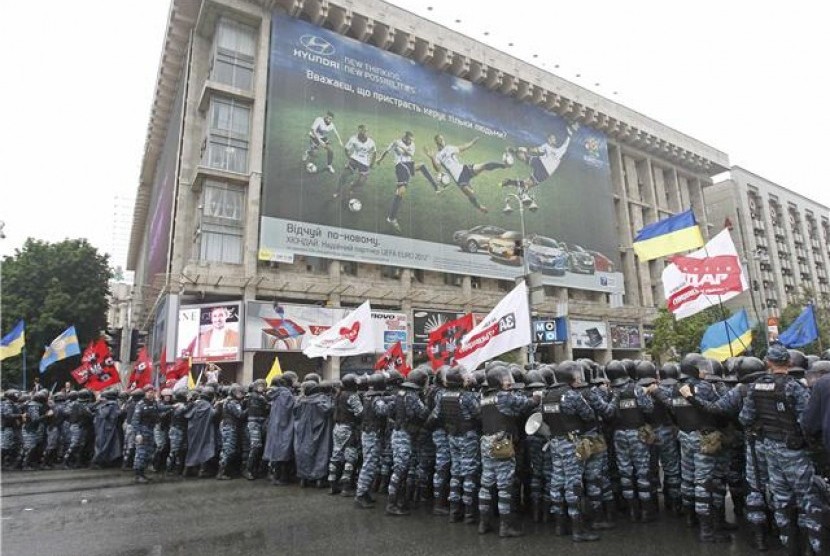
778, 304, 819, 348
661, 228, 749, 320
303, 301, 376, 359
375, 341, 411, 376
40, 326, 81, 373
455, 281, 531, 371
426, 314, 475, 370
165, 358, 191, 382
0, 320, 25, 361
632, 209, 704, 261
70, 339, 120, 391
265, 355, 283, 385
700, 309, 753, 361
127, 347, 153, 389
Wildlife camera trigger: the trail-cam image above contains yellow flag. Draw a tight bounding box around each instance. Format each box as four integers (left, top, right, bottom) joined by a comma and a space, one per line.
265, 355, 283, 385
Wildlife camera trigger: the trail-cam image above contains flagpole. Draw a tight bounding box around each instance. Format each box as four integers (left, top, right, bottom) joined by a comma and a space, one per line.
701, 230, 737, 357
811, 301, 823, 352
22, 347, 27, 391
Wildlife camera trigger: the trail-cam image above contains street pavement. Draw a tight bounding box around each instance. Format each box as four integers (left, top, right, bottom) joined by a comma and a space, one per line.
2, 468, 782, 556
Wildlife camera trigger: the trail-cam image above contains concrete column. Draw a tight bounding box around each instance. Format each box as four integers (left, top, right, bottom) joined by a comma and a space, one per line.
623, 155, 641, 203
653, 165, 668, 210
242, 351, 255, 384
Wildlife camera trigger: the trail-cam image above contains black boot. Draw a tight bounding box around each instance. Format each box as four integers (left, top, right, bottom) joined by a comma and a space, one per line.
354, 493, 375, 509
554, 513, 571, 537
571, 515, 600, 542
433, 496, 450, 516
685, 508, 699, 528
340, 475, 356, 497
448, 501, 463, 522
134, 471, 150, 484
699, 514, 731, 543
274, 463, 289, 486
629, 498, 641, 523
478, 509, 493, 534
592, 502, 617, 530
329, 478, 342, 495
463, 503, 477, 525
216, 464, 230, 480
715, 506, 738, 531
542, 500, 553, 524
750, 523, 769, 551
781, 524, 801, 556
499, 514, 523, 538
385, 486, 410, 516
532, 498, 543, 523
640, 499, 658, 523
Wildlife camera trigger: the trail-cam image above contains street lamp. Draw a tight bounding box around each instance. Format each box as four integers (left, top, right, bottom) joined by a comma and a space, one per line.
502, 192, 539, 365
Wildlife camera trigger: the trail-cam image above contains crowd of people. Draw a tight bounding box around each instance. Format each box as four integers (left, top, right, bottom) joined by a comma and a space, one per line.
2, 343, 829, 554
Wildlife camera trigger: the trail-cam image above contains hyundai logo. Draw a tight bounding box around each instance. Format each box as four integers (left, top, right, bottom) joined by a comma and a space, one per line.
300, 34, 335, 56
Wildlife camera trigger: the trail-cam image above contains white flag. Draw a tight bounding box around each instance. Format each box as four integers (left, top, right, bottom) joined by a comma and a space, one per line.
454, 281, 531, 371
303, 301, 377, 359
661, 228, 749, 320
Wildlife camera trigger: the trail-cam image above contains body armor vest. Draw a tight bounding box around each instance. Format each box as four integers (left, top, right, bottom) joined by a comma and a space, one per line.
650, 396, 674, 427
615, 383, 646, 430
136, 401, 159, 427
542, 387, 587, 436
247, 393, 268, 420
480, 393, 517, 436
1, 400, 19, 426
334, 392, 357, 425
671, 383, 717, 432
394, 391, 421, 435
171, 405, 188, 428
751, 376, 802, 441
441, 390, 476, 436
361, 394, 386, 433
221, 400, 241, 426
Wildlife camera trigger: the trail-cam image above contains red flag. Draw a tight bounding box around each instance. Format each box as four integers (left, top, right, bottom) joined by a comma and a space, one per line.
165, 357, 191, 382
71, 339, 120, 391
426, 314, 475, 370
668, 253, 744, 297
374, 341, 411, 376
128, 347, 153, 389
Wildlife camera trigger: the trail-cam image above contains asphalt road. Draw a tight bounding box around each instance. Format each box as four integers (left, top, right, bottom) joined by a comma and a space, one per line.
2, 469, 782, 556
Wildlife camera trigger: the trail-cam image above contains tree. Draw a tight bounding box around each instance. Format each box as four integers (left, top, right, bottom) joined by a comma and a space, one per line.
776, 287, 829, 355
1, 238, 112, 387
648, 306, 724, 363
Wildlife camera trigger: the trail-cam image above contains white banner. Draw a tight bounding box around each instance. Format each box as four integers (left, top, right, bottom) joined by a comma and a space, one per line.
661, 229, 748, 320
303, 301, 377, 359
454, 282, 531, 371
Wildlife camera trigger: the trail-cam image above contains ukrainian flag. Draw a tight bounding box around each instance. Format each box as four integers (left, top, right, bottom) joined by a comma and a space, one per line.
0, 320, 25, 361
39, 326, 81, 373
632, 209, 705, 261
700, 309, 753, 361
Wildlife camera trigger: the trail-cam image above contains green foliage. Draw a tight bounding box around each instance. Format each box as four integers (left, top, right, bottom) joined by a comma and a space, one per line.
647, 306, 724, 363
777, 287, 829, 354
1, 238, 112, 387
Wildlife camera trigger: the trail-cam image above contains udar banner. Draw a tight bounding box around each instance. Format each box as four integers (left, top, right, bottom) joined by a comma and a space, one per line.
244, 301, 408, 353
260, 13, 624, 295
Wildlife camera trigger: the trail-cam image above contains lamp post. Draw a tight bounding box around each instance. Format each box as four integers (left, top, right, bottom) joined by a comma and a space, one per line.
502, 192, 538, 365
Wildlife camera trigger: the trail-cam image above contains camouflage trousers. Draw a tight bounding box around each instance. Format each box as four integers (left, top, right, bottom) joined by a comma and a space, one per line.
153, 424, 169, 461
583, 434, 614, 513
166, 426, 186, 471
1, 427, 16, 453
744, 436, 770, 525
133, 425, 155, 473
388, 429, 414, 498
479, 434, 516, 516
652, 425, 681, 501
677, 430, 721, 516
526, 434, 547, 503
548, 436, 585, 518
218, 423, 238, 467
415, 428, 435, 490
123, 422, 135, 460
449, 431, 479, 505
66, 423, 88, 461
246, 418, 264, 469
432, 428, 450, 495
614, 428, 653, 501
763, 438, 824, 553
380, 428, 393, 477
356, 430, 380, 497
328, 423, 358, 483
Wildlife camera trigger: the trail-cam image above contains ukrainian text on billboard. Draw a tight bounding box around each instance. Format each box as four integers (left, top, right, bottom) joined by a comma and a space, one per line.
261, 14, 623, 294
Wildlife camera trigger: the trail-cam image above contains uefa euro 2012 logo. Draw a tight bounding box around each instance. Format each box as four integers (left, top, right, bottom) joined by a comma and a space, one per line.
584, 137, 601, 158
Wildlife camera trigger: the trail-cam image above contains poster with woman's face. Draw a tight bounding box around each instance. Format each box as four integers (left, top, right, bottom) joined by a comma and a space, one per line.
177, 303, 242, 363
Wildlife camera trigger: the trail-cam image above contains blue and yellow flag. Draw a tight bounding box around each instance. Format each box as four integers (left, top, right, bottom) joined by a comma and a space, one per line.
633, 209, 704, 261
39, 326, 81, 373
0, 320, 25, 361
700, 309, 752, 361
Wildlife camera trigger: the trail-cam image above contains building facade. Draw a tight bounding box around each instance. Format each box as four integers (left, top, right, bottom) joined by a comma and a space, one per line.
705, 166, 830, 319
127, 0, 728, 382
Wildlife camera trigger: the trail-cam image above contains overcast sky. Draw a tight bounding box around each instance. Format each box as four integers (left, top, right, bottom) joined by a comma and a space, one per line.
1, 0, 827, 265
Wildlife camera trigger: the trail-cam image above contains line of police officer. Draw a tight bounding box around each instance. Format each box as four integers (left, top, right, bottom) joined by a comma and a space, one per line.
2, 346, 829, 552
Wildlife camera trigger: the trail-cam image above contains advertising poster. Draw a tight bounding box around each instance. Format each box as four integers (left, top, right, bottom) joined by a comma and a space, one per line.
260, 14, 624, 294
177, 303, 243, 363
532, 317, 567, 345
569, 319, 608, 350
244, 301, 408, 353
610, 323, 642, 350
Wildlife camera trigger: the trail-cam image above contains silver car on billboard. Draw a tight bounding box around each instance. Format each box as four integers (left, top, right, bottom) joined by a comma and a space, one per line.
453, 225, 507, 253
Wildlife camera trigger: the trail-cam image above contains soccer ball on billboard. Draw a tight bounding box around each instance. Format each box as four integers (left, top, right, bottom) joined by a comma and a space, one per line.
348, 198, 363, 212
305, 162, 317, 174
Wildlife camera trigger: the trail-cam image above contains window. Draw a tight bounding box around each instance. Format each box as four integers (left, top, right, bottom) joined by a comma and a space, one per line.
211, 19, 256, 90
203, 97, 250, 173
199, 181, 245, 264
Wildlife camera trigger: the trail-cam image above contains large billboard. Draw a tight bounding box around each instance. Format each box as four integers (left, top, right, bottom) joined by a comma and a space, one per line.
261, 15, 623, 294
177, 302, 243, 363
244, 301, 408, 353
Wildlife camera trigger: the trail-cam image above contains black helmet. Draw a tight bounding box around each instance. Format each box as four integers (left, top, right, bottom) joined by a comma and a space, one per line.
557, 360, 586, 385
174, 388, 188, 402
605, 360, 629, 387
806, 355, 820, 369
472, 370, 486, 388
79, 388, 93, 402
680, 353, 708, 380
635, 361, 657, 386
808, 360, 830, 376
822, 348, 830, 361
403, 368, 428, 390
540, 365, 555, 386
386, 369, 403, 387
659, 362, 679, 383
201, 386, 216, 400
301, 380, 317, 395
5, 389, 20, 402
102, 388, 119, 400
356, 374, 371, 391
68, 391, 79, 401
53, 391, 67, 403
444, 366, 464, 388
724, 357, 742, 374
525, 370, 546, 388
368, 372, 387, 391
279, 371, 297, 385
509, 365, 526, 388
32, 390, 49, 403
485, 366, 511, 389
229, 384, 244, 399
318, 380, 336, 394
341, 373, 358, 391
787, 349, 808, 371
621, 359, 637, 380
304, 372, 320, 384
737, 356, 766, 382
118, 391, 129, 401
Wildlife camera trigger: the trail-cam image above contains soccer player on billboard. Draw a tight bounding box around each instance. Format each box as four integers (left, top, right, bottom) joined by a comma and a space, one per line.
333, 124, 377, 201
426, 135, 512, 214
501, 123, 578, 207
302, 111, 343, 174
376, 131, 440, 232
